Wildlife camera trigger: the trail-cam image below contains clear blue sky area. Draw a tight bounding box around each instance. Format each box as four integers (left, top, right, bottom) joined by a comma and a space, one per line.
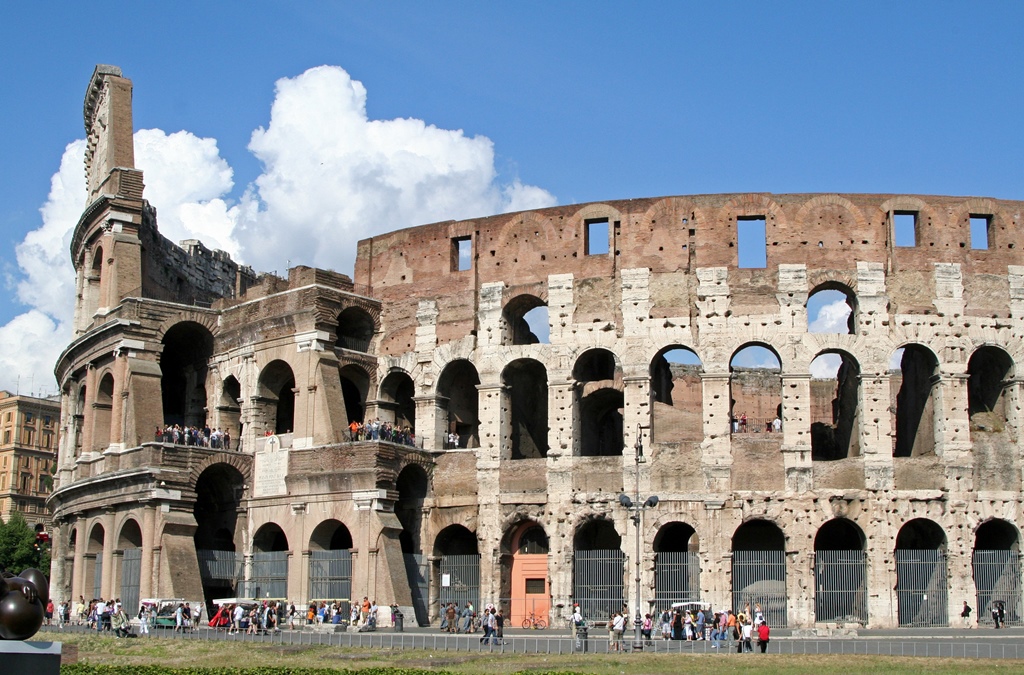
0, 2, 1022, 389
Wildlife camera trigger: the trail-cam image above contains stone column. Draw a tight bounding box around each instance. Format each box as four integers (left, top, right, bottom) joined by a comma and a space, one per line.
140, 503, 156, 600
700, 373, 732, 492
781, 374, 812, 493
49, 521, 68, 605
413, 396, 442, 452
100, 509, 116, 599
860, 371, 894, 491
937, 372, 973, 492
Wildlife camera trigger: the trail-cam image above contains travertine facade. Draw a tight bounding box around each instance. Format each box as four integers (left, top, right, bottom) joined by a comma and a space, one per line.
49, 66, 1024, 629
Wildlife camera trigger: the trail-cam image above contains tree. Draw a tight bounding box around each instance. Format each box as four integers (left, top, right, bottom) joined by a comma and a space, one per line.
0, 512, 48, 574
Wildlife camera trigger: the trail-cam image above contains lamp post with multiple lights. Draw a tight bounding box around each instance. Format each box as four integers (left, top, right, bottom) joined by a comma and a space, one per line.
619, 423, 658, 651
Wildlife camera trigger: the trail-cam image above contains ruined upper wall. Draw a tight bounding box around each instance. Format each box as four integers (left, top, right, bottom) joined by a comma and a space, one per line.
355, 193, 1024, 352
84, 65, 135, 201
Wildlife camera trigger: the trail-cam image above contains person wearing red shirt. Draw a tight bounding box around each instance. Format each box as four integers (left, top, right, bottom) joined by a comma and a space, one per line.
757, 622, 770, 653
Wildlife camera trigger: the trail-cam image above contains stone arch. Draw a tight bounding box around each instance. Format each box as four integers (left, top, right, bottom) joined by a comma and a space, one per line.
891, 343, 939, 458
967, 345, 1013, 433
117, 517, 143, 549
217, 375, 242, 446
339, 363, 370, 424
501, 520, 550, 626
160, 321, 215, 428
878, 196, 942, 250
252, 522, 289, 553
501, 358, 548, 459
257, 359, 296, 435
810, 349, 861, 460
193, 462, 245, 551
309, 519, 353, 551
731, 518, 787, 626
433, 524, 478, 557
436, 359, 480, 448
572, 517, 624, 618
503, 294, 549, 345
807, 281, 857, 335
188, 452, 252, 488
894, 518, 948, 627
379, 369, 415, 431
650, 345, 703, 443
93, 371, 114, 451
573, 348, 623, 457
813, 518, 868, 623
729, 343, 782, 435
972, 518, 1022, 626
396, 463, 429, 554
86, 521, 105, 598
949, 198, 1002, 250
337, 306, 377, 353
653, 521, 700, 606
795, 194, 871, 252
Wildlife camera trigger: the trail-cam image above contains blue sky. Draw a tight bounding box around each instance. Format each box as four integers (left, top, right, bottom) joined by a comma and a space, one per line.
1, 2, 1023, 394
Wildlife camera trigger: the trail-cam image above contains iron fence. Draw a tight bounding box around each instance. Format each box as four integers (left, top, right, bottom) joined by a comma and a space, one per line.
242, 551, 289, 599
573, 549, 626, 620
197, 549, 243, 582
814, 549, 868, 623
895, 549, 948, 627
654, 551, 701, 608
439, 554, 481, 615
732, 549, 787, 627
93, 556, 103, 599
120, 548, 142, 614
308, 550, 352, 603
973, 549, 1022, 627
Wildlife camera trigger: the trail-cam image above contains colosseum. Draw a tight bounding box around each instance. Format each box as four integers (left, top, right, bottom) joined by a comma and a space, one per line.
47, 65, 1023, 630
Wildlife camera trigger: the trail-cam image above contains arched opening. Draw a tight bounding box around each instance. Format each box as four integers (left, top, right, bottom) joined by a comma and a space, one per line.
337, 306, 376, 353
437, 360, 480, 448
503, 294, 549, 345
217, 376, 241, 449
257, 360, 296, 436
729, 344, 782, 436
90, 245, 104, 312
894, 518, 948, 626
75, 385, 86, 456
968, 346, 1013, 433
435, 525, 480, 624
502, 522, 550, 627
396, 464, 429, 625
813, 519, 867, 623
891, 345, 939, 457
248, 523, 289, 600
93, 373, 114, 452
973, 519, 1022, 626
572, 519, 624, 619
194, 463, 244, 603
380, 371, 416, 433
87, 523, 105, 599
807, 284, 856, 334
574, 349, 623, 457
160, 322, 214, 428
653, 522, 700, 606
339, 364, 370, 426
67, 527, 78, 597
732, 519, 787, 627
650, 347, 703, 444
117, 519, 143, 614
502, 359, 549, 459
308, 520, 353, 606
810, 351, 861, 460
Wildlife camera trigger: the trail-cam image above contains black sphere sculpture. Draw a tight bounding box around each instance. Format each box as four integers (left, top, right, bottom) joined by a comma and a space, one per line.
0, 569, 48, 640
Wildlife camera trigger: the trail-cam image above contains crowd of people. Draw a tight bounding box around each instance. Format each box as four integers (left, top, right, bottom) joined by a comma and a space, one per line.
439, 601, 505, 644
730, 413, 782, 434
347, 419, 417, 447
156, 424, 233, 449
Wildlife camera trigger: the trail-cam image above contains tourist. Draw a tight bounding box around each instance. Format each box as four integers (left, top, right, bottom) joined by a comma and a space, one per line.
138, 603, 150, 635
757, 621, 770, 653
992, 601, 1001, 629
961, 600, 972, 628
741, 617, 753, 652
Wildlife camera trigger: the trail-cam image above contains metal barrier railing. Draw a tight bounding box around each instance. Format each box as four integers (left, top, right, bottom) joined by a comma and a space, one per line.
37, 624, 1024, 659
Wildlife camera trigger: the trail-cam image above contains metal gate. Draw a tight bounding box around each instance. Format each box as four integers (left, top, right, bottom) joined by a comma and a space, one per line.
895, 549, 948, 627
814, 549, 867, 623
93, 555, 103, 598
573, 549, 625, 620
404, 553, 429, 626
973, 549, 1022, 626
309, 550, 352, 603
120, 548, 141, 614
197, 549, 243, 585
439, 554, 480, 615
732, 550, 787, 627
654, 551, 701, 607
244, 551, 289, 599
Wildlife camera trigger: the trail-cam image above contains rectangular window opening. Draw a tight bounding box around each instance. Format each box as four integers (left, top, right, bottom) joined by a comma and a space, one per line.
970, 215, 991, 250
585, 218, 609, 256
524, 578, 546, 594
451, 236, 472, 272
894, 211, 918, 247
737, 217, 767, 268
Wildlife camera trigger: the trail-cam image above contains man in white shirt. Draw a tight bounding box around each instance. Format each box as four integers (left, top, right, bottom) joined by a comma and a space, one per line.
95, 599, 107, 632
232, 603, 245, 634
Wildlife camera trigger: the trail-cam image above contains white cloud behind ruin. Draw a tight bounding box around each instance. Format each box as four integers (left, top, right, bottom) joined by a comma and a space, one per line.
0, 65, 555, 394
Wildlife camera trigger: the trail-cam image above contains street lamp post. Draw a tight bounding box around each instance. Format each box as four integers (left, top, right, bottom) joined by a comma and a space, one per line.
619, 423, 658, 651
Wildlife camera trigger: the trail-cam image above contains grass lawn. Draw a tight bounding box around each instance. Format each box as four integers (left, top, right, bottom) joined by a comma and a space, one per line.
49, 633, 1024, 674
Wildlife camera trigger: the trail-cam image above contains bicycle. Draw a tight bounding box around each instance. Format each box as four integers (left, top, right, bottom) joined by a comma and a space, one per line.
521, 612, 547, 629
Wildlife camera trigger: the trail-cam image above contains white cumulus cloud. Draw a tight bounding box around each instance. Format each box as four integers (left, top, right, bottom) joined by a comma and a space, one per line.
0, 64, 556, 394
809, 298, 852, 334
